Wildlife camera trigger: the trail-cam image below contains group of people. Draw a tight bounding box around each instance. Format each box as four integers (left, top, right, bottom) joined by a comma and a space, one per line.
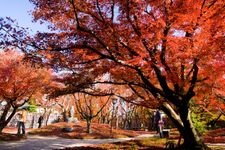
153, 109, 165, 138
15, 108, 164, 136
16, 108, 44, 135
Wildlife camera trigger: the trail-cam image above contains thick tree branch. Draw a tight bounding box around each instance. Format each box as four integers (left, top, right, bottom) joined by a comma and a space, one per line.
185, 58, 199, 101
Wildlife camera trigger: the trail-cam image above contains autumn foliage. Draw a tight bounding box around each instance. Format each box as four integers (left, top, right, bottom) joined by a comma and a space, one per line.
0, 49, 52, 132
0, 0, 225, 149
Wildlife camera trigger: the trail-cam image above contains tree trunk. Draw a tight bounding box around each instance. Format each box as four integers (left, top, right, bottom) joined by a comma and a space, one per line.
0, 106, 17, 133
0, 104, 11, 123
46, 109, 52, 126
30, 115, 35, 128
180, 109, 207, 149
162, 102, 210, 150
62, 109, 68, 122
0, 122, 8, 133
86, 118, 92, 133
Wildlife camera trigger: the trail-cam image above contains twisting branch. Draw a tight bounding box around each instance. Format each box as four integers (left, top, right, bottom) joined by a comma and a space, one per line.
135, 67, 165, 98
185, 58, 199, 101
70, 0, 80, 28
92, 96, 111, 118
125, 0, 141, 36
152, 64, 173, 94
96, 0, 105, 22
127, 83, 146, 100
73, 93, 85, 119
151, 64, 182, 107
110, 0, 115, 22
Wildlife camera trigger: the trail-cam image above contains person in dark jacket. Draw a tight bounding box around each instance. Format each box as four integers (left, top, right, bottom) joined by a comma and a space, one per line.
38, 115, 44, 128
154, 109, 161, 133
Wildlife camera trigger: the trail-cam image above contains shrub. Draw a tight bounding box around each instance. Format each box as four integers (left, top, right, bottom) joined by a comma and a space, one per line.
191, 112, 206, 135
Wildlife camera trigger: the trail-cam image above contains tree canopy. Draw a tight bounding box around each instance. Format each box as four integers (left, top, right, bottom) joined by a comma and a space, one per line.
0, 0, 225, 149
0, 49, 53, 132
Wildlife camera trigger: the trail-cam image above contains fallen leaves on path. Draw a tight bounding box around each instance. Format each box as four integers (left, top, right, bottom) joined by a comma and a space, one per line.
29, 121, 152, 139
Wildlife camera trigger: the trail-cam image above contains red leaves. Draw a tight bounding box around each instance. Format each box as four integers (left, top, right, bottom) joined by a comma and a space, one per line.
0, 49, 52, 105
24, 0, 225, 111
204, 128, 225, 143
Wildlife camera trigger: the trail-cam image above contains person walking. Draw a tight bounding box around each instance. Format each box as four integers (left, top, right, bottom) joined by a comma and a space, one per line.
154, 109, 161, 133
158, 118, 164, 138
17, 108, 27, 135
38, 115, 44, 128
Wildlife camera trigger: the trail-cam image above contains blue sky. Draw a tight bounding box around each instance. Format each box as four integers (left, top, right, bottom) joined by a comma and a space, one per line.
0, 0, 48, 33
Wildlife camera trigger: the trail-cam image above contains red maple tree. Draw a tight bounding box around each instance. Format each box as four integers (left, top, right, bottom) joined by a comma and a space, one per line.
0, 49, 53, 132
1, 0, 225, 149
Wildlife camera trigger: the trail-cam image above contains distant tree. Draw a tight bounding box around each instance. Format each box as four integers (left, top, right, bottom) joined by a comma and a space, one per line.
0, 50, 52, 132
54, 96, 73, 122
97, 99, 111, 124
73, 93, 111, 133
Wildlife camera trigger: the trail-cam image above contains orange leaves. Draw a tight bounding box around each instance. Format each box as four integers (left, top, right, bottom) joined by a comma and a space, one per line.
0, 49, 53, 104
26, 0, 225, 112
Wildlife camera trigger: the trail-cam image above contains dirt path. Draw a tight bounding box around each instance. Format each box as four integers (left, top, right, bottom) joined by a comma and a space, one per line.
0, 134, 155, 150
1, 129, 225, 150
